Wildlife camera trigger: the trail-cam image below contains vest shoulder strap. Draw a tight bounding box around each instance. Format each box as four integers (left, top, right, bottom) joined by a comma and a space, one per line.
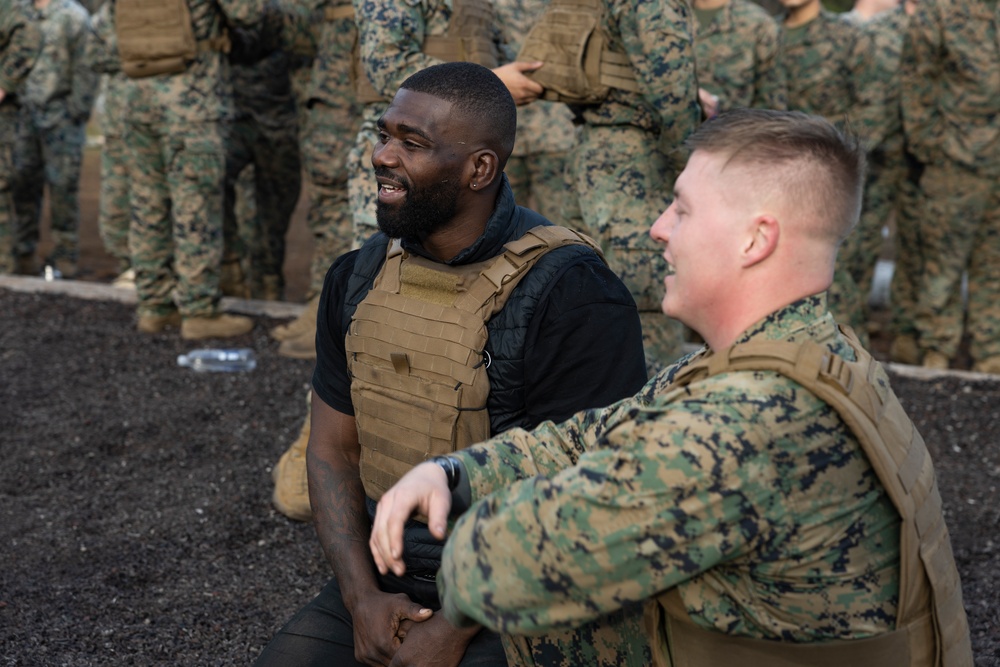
453, 225, 604, 317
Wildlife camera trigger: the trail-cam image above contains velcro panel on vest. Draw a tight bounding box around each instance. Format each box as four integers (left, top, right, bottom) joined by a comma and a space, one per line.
654, 328, 972, 666
325, 4, 354, 21
117, 0, 199, 78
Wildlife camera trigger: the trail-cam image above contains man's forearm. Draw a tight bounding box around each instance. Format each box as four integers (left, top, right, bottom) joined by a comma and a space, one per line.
308, 452, 380, 608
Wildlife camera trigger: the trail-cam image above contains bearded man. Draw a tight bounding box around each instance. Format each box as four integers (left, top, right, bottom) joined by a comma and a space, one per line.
254, 62, 650, 667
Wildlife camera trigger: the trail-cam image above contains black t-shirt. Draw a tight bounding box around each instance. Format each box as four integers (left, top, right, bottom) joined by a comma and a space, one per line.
312, 247, 648, 431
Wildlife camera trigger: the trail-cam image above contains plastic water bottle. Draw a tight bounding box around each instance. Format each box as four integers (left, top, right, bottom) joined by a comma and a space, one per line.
177, 348, 257, 372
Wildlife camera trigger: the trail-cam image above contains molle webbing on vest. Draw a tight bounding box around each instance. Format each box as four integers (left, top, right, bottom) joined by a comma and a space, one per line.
116, 0, 229, 78
646, 327, 972, 667
352, 0, 499, 104
348, 226, 603, 501
516, 0, 640, 104
324, 3, 354, 21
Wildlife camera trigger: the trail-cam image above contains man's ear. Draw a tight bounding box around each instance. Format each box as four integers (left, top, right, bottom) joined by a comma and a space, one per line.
742, 214, 779, 267
467, 149, 500, 190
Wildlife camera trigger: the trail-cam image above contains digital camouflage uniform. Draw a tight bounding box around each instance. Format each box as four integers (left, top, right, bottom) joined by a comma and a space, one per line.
0, 0, 41, 274
693, 0, 786, 113
495, 0, 579, 228
837, 7, 910, 336
224, 10, 302, 300
276, 0, 321, 135
298, 0, 361, 297
347, 0, 502, 248
83, 0, 131, 272
437, 294, 903, 656
778, 11, 884, 341
562, 0, 700, 375
900, 0, 1000, 367
14, 0, 97, 275
121, 0, 264, 319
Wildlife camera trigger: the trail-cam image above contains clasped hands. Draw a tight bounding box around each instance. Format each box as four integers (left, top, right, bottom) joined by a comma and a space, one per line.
370, 461, 453, 577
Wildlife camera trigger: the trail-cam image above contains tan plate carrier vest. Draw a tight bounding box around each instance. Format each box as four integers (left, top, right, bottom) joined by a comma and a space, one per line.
350, 0, 499, 105
516, 0, 640, 104
642, 327, 973, 667
347, 225, 602, 501
116, 0, 231, 78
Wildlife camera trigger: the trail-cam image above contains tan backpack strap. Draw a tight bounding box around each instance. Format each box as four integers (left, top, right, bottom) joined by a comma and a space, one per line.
373, 239, 405, 293
325, 4, 354, 20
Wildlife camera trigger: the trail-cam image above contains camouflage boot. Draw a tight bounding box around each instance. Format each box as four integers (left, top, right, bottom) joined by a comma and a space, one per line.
972, 356, 1000, 375
137, 309, 182, 333
271, 294, 319, 341
889, 334, 921, 366
272, 397, 312, 522
921, 350, 950, 370
219, 259, 249, 298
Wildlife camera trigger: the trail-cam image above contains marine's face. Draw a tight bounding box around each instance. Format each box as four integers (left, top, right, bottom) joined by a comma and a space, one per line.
372, 89, 467, 240
649, 151, 745, 326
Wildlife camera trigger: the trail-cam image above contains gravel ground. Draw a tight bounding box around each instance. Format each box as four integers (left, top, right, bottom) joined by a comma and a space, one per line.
1, 287, 997, 666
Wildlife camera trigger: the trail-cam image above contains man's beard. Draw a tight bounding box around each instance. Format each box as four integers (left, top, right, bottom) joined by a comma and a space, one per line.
375, 167, 462, 240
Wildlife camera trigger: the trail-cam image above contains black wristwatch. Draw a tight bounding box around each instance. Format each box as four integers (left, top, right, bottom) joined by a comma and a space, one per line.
430, 455, 462, 491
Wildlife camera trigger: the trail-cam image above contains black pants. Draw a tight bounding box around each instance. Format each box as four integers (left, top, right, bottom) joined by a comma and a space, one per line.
253, 573, 507, 666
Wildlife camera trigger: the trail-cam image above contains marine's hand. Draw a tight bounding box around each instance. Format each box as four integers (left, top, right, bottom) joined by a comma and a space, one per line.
352, 591, 433, 666
698, 87, 720, 120
389, 614, 480, 667
370, 462, 452, 577
493, 61, 544, 105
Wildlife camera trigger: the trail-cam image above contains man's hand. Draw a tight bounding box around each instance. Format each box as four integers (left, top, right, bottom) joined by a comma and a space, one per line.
351, 591, 434, 666
698, 87, 720, 120
389, 615, 481, 667
370, 462, 452, 577
493, 61, 544, 105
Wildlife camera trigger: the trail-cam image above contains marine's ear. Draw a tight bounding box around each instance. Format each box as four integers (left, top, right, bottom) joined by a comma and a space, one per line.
467, 149, 500, 191
741, 214, 779, 268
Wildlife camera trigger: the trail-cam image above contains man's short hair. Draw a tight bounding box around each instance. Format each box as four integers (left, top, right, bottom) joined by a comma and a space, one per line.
399, 62, 517, 163
686, 108, 867, 242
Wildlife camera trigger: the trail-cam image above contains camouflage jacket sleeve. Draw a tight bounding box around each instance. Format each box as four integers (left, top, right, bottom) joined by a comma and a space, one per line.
898, 3, 941, 163
218, 0, 269, 27
353, 0, 450, 99
68, 8, 98, 122
81, 2, 119, 76
611, 0, 700, 147
750, 11, 785, 110
0, 0, 42, 95
438, 378, 776, 634
845, 24, 888, 151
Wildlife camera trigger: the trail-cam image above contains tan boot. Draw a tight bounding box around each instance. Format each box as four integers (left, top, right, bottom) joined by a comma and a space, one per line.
181, 313, 254, 340
272, 408, 312, 522
271, 294, 319, 341
137, 310, 182, 334
972, 356, 1000, 375
889, 334, 921, 365
921, 350, 950, 370
278, 328, 316, 360
260, 274, 283, 302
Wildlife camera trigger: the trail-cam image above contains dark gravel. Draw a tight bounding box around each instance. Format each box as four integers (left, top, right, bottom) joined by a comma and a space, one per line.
1, 288, 997, 666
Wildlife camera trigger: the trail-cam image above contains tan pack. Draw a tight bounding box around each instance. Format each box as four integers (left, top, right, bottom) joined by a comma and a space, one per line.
643, 328, 973, 667
352, 0, 499, 104
116, 0, 230, 78
516, 0, 639, 105
346, 226, 602, 501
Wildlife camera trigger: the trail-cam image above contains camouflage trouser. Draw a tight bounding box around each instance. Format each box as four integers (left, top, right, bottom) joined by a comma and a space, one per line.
224, 112, 302, 296
304, 98, 361, 295
0, 107, 17, 273
502, 607, 651, 667
840, 148, 906, 311
13, 101, 85, 265
565, 124, 684, 375
889, 175, 923, 339
99, 130, 131, 270
913, 160, 1000, 362
505, 152, 575, 231
125, 119, 225, 318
